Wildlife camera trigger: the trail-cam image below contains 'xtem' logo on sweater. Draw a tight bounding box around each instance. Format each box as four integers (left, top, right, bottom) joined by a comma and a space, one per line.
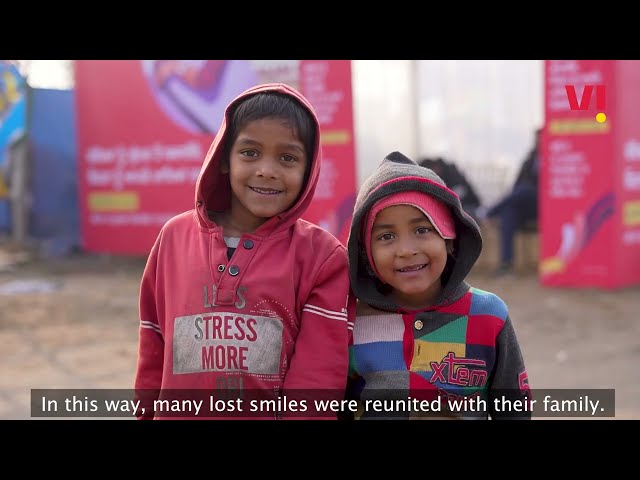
430, 352, 487, 387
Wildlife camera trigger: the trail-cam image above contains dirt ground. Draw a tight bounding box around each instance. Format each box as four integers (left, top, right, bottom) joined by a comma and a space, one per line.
1, 244, 638, 420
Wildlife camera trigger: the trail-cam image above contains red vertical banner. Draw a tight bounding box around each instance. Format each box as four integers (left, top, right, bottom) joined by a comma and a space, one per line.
299, 60, 357, 245
614, 61, 640, 287
75, 61, 356, 254
541, 60, 640, 288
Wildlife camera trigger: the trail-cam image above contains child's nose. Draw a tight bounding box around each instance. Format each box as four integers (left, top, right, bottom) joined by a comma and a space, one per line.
256, 158, 278, 178
396, 238, 418, 257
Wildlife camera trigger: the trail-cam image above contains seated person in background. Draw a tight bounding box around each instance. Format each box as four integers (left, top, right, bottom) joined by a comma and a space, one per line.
478, 128, 541, 276
418, 157, 482, 222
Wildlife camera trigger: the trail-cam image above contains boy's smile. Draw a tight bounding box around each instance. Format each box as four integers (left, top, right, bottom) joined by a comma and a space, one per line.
370, 204, 449, 309
395, 263, 429, 274
226, 117, 308, 232
249, 186, 283, 195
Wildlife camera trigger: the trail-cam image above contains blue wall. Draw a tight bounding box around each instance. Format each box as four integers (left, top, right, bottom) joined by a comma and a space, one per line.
29, 88, 80, 255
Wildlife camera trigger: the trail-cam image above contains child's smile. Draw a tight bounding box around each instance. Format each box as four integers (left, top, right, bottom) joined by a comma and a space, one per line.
226, 117, 308, 232
371, 204, 448, 309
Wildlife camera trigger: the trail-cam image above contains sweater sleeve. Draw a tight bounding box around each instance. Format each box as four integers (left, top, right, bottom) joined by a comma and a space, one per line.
133, 233, 165, 420
488, 316, 531, 420
281, 246, 354, 419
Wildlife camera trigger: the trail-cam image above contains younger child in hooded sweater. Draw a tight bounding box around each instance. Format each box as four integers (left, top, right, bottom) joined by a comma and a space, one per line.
346, 151, 531, 419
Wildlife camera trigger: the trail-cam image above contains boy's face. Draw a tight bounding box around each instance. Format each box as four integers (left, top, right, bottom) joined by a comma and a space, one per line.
370, 205, 448, 309
227, 117, 308, 229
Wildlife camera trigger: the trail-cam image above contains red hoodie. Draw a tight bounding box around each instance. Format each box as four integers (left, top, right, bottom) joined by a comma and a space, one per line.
134, 84, 354, 419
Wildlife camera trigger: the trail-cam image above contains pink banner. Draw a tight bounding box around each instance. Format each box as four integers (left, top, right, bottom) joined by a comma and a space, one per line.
541, 60, 640, 288
75, 61, 356, 254
299, 60, 357, 244
613, 61, 640, 287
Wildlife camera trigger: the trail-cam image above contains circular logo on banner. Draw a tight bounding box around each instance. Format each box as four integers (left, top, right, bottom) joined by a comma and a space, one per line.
141, 60, 259, 135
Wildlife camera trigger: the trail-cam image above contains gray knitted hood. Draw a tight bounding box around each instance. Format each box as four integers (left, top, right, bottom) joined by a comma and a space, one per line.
347, 151, 483, 312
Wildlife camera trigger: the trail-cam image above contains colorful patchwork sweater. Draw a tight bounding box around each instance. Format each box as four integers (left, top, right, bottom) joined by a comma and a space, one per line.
346, 152, 531, 420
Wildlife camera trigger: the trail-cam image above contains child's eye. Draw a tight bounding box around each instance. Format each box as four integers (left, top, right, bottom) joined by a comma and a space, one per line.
240, 150, 258, 158
281, 154, 298, 163
416, 226, 433, 235
377, 233, 394, 241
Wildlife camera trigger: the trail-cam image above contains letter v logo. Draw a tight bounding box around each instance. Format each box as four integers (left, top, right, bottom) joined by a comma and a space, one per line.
565, 85, 594, 111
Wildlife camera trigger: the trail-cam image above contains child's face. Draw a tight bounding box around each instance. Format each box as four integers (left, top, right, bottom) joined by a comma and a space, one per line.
370, 205, 448, 309
227, 117, 308, 228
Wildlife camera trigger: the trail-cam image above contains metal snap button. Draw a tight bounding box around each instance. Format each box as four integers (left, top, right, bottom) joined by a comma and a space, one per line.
217, 264, 225, 272
414, 320, 424, 330
229, 265, 240, 276
243, 239, 254, 249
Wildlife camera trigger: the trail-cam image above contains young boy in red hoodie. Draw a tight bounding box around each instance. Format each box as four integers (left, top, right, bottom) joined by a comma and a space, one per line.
134, 84, 354, 419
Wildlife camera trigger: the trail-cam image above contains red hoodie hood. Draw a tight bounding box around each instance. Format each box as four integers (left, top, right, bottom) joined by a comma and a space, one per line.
194, 83, 321, 235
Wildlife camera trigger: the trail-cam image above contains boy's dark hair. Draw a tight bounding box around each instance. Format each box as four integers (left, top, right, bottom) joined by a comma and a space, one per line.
224, 91, 316, 185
